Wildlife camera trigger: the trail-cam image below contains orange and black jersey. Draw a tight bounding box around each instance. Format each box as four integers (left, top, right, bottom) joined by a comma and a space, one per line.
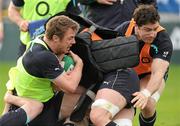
115, 21, 173, 75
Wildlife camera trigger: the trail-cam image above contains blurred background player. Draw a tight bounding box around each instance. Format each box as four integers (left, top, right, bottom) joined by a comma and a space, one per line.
8, 0, 81, 57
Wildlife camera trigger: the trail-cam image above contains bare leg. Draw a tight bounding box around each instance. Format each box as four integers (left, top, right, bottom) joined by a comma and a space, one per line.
4, 92, 43, 121
90, 88, 127, 126
2, 91, 13, 115
59, 86, 86, 119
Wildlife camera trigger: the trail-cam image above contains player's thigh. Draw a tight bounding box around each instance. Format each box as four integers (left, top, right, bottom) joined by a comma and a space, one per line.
60, 86, 86, 119
95, 88, 127, 108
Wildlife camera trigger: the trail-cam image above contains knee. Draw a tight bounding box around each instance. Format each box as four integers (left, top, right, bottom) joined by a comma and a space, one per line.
90, 99, 120, 126
90, 108, 112, 126
90, 109, 104, 125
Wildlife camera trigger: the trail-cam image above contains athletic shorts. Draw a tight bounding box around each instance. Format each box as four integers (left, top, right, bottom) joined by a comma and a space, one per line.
99, 68, 140, 108
9, 91, 64, 126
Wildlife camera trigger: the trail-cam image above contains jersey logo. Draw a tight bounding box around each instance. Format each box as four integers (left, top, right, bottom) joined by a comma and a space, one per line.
54, 67, 60, 71
36, 1, 49, 16
141, 57, 151, 63
103, 81, 111, 85
162, 51, 169, 58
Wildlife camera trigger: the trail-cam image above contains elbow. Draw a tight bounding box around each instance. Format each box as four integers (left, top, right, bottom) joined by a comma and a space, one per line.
65, 81, 79, 93
66, 85, 77, 93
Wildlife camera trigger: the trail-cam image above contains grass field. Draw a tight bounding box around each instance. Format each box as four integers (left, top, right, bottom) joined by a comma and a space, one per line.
0, 62, 180, 126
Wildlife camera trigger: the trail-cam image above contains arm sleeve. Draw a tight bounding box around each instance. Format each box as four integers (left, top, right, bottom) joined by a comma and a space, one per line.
37, 51, 64, 79
12, 0, 24, 7
23, 49, 64, 80
152, 31, 173, 63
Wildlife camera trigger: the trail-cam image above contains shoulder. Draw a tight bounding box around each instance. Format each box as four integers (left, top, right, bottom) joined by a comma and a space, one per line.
151, 30, 173, 62
155, 30, 172, 47
23, 43, 59, 72
36, 49, 59, 65
23, 45, 62, 78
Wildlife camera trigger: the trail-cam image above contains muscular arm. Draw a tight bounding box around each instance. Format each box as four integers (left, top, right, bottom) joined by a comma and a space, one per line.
132, 58, 169, 109
53, 51, 83, 93
8, 1, 28, 32
146, 58, 169, 94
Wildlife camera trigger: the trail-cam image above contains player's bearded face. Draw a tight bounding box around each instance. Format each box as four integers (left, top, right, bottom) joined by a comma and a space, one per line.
57, 28, 76, 54
137, 22, 159, 44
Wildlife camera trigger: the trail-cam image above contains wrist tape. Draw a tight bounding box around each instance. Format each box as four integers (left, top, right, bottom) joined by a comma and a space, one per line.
141, 89, 151, 97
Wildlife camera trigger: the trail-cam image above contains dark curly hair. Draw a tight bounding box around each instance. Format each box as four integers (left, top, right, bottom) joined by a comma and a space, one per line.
133, 4, 160, 27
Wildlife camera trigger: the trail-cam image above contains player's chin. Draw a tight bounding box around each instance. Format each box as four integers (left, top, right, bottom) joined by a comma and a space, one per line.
144, 38, 154, 43
66, 48, 70, 53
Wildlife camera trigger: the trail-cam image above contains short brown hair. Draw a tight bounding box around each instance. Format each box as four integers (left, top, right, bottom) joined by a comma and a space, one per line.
133, 4, 160, 27
45, 15, 79, 40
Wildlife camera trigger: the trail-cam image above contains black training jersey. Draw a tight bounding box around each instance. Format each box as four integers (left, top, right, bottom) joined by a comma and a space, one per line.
116, 21, 173, 63
80, 0, 157, 30
22, 38, 64, 80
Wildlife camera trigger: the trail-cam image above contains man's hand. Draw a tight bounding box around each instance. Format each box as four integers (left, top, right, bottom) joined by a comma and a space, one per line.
97, 0, 117, 5
18, 20, 29, 32
69, 51, 83, 66
131, 89, 151, 109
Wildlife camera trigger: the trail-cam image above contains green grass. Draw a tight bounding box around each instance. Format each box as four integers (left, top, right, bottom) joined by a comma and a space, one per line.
133, 64, 180, 126
0, 63, 180, 125
0, 62, 15, 113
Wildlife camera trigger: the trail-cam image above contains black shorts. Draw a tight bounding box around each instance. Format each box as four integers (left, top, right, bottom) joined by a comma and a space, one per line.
99, 68, 140, 108
9, 91, 64, 126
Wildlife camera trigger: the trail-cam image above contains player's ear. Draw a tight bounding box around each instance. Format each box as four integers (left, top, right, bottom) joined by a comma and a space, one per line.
52, 35, 60, 42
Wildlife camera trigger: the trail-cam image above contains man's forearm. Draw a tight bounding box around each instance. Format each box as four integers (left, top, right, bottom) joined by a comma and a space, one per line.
145, 59, 169, 94
145, 72, 164, 95
70, 60, 83, 86
8, 2, 23, 27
